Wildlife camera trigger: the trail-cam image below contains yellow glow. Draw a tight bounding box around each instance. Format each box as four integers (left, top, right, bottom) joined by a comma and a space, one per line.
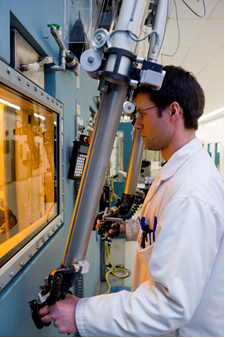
0, 98, 20, 110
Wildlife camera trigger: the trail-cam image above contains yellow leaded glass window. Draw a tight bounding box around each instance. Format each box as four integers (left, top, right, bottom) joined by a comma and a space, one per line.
0, 83, 58, 267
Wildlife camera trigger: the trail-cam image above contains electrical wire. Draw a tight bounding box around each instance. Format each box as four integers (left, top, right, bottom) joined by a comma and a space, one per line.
104, 241, 130, 294
162, 0, 180, 58
109, 161, 120, 206
181, 0, 206, 18
158, 0, 170, 57
128, 29, 158, 42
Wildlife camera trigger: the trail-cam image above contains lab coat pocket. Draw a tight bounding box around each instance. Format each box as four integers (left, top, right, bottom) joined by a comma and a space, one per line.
137, 240, 155, 267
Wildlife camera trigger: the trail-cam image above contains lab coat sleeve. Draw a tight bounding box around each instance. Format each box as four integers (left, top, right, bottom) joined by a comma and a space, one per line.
124, 219, 139, 241
75, 197, 223, 337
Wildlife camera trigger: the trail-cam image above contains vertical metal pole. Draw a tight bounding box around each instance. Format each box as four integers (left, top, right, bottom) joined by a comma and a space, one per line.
124, 130, 144, 196
62, 83, 128, 266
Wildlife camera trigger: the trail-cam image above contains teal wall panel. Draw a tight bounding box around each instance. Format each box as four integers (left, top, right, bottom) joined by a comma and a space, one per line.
0, 0, 101, 336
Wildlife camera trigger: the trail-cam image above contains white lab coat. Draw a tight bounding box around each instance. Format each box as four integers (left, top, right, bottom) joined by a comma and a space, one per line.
76, 138, 224, 337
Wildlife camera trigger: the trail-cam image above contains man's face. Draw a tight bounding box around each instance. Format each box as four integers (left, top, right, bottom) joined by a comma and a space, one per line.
134, 92, 172, 152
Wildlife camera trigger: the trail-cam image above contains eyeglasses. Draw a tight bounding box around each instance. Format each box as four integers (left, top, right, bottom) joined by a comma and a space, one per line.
134, 105, 159, 119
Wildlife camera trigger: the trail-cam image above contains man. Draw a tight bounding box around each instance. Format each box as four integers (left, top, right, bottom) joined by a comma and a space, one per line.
40, 66, 224, 336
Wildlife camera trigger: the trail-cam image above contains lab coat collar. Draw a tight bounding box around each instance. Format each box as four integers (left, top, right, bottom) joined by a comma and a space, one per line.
160, 137, 202, 182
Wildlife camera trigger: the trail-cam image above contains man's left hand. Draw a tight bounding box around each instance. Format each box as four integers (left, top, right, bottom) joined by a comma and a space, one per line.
39, 294, 80, 334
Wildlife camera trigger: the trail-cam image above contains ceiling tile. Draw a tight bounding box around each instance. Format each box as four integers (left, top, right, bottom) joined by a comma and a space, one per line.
163, 18, 206, 48
181, 47, 221, 67
207, 48, 224, 67
169, 0, 220, 19
210, 0, 224, 18
197, 67, 223, 80
192, 19, 224, 48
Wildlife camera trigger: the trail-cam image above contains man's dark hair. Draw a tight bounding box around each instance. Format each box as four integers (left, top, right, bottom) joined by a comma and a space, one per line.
133, 65, 205, 130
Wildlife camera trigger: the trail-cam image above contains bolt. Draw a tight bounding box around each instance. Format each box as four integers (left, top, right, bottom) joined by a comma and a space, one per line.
36, 245, 39, 250
60, 105, 62, 108
18, 76, 21, 81
97, 34, 102, 42
7, 68, 11, 74
28, 252, 33, 257
47, 233, 51, 237
10, 272, 14, 277
47, 95, 49, 99
56, 224, 60, 228
52, 99, 54, 103
56, 102, 58, 106
87, 56, 94, 64
27, 82, 30, 87
42, 238, 45, 243
52, 228, 55, 232
20, 261, 24, 266
34, 87, 37, 91
62, 116, 64, 119
41, 91, 44, 96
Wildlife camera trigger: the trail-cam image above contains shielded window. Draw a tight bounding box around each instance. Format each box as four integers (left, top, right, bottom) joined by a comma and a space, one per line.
0, 83, 59, 268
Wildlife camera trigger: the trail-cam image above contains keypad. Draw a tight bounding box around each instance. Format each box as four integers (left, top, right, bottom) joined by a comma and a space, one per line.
74, 154, 87, 177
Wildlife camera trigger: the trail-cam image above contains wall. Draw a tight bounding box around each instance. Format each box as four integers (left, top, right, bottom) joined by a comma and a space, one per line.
0, 0, 100, 336
196, 114, 224, 180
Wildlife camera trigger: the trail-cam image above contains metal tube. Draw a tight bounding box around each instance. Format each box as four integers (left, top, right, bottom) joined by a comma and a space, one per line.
124, 130, 144, 195
148, 0, 172, 62
62, 83, 128, 266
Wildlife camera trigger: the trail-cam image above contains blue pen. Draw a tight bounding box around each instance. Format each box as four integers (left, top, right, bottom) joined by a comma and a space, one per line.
141, 217, 145, 231
153, 216, 157, 242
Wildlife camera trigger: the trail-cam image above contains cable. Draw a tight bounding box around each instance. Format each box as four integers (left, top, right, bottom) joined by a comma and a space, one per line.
158, 0, 170, 57
128, 29, 158, 42
109, 161, 120, 206
104, 241, 130, 294
181, 0, 206, 18
162, 0, 180, 58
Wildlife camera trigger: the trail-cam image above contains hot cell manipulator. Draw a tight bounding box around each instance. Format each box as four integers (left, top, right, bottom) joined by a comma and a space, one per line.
29, 0, 169, 329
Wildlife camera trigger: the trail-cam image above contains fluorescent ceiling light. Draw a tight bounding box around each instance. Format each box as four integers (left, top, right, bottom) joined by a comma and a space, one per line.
199, 107, 224, 122
0, 98, 20, 110
34, 113, 45, 120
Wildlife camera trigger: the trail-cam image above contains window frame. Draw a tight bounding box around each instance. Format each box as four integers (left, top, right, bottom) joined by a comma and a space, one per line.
0, 60, 64, 292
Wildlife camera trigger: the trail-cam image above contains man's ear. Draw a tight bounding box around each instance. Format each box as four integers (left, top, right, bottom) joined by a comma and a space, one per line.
169, 102, 182, 121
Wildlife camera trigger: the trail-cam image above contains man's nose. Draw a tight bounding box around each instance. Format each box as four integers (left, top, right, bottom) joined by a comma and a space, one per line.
134, 117, 143, 130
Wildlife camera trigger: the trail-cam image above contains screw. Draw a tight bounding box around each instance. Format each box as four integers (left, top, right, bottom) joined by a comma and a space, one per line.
97, 34, 102, 42
87, 56, 94, 64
